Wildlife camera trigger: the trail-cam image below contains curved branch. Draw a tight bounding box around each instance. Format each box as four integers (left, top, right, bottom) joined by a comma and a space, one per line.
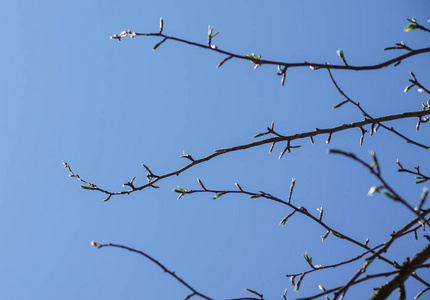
327, 68, 430, 151
113, 31, 430, 71
64, 109, 430, 201
90, 241, 213, 300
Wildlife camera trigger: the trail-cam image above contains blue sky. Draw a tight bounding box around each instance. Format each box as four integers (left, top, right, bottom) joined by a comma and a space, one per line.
1, 1, 430, 299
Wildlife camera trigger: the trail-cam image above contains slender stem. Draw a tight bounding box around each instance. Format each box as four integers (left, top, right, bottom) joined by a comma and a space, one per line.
65, 109, 430, 200
93, 242, 213, 300
129, 32, 430, 71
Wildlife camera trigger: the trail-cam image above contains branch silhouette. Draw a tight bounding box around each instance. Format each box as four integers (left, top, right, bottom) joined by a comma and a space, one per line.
90, 241, 213, 300
110, 30, 430, 72
64, 108, 430, 201
69, 16, 430, 300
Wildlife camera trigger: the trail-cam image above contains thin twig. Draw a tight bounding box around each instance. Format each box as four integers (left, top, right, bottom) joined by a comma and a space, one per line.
327, 68, 430, 151
113, 31, 430, 71
64, 109, 430, 200
91, 242, 213, 300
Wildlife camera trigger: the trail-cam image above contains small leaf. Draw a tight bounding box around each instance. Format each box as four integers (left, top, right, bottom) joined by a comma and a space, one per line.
142, 163, 151, 173
215, 148, 226, 153
382, 191, 396, 200
294, 273, 304, 292
415, 178, 428, 184
383, 46, 398, 51
245, 288, 259, 296
405, 24, 418, 32
217, 56, 232, 68
268, 142, 275, 154
80, 185, 94, 190
336, 49, 344, 60
177, 186, 186, 193
253, 132, 266, 138
333, 100, 348, 109
153, 38, 167, 51
331, 230, 344, 239
368, 186, 380, 196
409, 71, 416, 81
280, 215, 289, 226
213, 192, 225, 199
302, 252, 313, 267
290, 275, 295, 287
404, 84, 414, 93
211, 31, 220, 39
327, 149, 343, 155
250, 194, 261, 198
370, 150, 379, 169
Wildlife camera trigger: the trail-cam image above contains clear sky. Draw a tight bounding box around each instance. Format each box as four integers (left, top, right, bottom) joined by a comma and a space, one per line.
1, 1, 429, 299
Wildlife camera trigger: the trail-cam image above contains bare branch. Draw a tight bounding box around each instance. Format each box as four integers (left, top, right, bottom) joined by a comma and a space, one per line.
370, 241, 430, 300
90, 241, 213, 300
64, 109, 430, 200
111, 30, 430, 72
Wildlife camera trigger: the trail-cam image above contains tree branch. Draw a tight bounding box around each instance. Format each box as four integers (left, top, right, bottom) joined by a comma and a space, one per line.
111, 30, 430, 72
64, 109, 430, 201
90, 241, 213, 300
370, 240, 430, 300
